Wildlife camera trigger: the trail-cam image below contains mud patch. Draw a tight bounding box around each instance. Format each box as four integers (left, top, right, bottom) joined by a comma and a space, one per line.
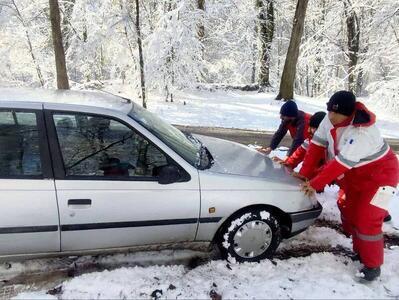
385, 234, 399, 249
274, 244, 354, 260
314, 219, 346, 235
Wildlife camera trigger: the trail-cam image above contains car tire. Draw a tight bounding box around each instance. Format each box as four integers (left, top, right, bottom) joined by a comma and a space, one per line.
219, 209, 281, 263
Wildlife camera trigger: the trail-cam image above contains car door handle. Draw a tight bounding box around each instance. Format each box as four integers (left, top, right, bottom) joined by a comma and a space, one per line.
68, 199, 92, 206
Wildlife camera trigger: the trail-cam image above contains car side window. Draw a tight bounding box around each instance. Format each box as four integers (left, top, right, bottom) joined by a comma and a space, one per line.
53, 113, 169, 179
0, 110, 42, 177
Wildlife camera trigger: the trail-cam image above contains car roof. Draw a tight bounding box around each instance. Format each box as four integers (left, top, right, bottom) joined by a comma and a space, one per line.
0, 87, 133, 113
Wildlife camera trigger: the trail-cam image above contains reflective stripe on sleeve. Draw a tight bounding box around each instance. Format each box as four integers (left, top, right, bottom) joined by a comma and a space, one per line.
356, 141, 390, 167
337, 141, 390, 169
336, 153, 357, 168
312, 135, 328, 147
301, 140, 309, 150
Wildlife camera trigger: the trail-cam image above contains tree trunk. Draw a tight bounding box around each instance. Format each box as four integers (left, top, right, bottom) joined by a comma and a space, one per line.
276, 0, 308, 100
49, 0, 70, 89
61, 0, 76, 51
197, 0, 205, 42
11, 0, 44, 87
164, 0, 175, 102
135, 0, 147, 108
344, 1, 360, 94
251, 32, 257, 84
256, 0, 274, 90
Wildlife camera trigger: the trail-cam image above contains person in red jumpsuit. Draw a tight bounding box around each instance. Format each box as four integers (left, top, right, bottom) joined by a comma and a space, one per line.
300, 91, 399, 281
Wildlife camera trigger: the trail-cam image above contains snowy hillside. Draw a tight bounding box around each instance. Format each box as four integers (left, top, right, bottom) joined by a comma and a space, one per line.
108, 86, 399, 139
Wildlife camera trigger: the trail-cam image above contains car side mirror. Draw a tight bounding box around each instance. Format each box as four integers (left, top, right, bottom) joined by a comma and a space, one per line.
157, 165, 181, 185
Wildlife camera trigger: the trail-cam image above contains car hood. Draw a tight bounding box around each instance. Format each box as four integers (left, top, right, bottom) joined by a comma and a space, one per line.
196, 134, 301, 185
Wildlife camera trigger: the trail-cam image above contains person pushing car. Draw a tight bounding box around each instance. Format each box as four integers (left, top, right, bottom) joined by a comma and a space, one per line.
258, 100, 312, 156
299, 91, 399, 282
272, 111, 326, 172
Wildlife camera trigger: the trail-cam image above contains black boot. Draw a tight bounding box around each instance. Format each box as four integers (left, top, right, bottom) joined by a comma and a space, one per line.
358, 266, 381, 282
384, 214, 392, 222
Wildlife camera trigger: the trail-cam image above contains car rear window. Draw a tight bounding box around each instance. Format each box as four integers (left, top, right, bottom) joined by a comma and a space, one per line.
0, 110, 42, 177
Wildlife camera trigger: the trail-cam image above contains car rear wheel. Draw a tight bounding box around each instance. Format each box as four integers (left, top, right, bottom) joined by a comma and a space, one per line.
219, 209, 281, 263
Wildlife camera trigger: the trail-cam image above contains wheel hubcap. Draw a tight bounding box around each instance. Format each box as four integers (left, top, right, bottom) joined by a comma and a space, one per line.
233, 220, 272, 258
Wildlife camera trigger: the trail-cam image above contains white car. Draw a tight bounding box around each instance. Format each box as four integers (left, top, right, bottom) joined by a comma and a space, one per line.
0, 88, 321, 263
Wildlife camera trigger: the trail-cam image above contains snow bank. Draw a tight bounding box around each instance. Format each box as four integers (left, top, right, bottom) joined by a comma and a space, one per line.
13, 248, 399, 299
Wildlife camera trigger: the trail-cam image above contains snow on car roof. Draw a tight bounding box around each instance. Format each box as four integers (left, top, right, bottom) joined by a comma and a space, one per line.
0, 87, 133, 113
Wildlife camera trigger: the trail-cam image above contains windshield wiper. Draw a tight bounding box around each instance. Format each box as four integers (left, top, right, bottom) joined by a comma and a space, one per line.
66, 134, 133, 171
198, 144, 214, 170
183, 131, 200, 145
182, 132, 213, 169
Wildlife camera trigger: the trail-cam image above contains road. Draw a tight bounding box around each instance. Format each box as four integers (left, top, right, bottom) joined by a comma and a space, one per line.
175, 125, 399, 153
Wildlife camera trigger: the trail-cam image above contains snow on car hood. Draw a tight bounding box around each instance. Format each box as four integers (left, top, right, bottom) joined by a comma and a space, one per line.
195, 134, 301, 185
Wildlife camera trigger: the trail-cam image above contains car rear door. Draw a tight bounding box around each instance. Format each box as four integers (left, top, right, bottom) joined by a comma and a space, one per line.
0, 102, 59, 256
44, 104, 201, 252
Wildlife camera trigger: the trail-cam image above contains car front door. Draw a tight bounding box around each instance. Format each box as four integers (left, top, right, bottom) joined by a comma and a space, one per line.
0, 104, 59, 255
44, 106, 200, 252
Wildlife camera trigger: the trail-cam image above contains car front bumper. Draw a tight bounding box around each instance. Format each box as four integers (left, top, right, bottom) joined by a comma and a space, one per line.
287, 202, 323, 237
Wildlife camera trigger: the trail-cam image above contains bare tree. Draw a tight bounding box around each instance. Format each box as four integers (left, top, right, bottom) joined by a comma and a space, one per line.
197, 0, 205, 42
60, 0, 76, 50
256, 0, 274, 91
49, 0, 70, 89
6, 0, 45, 86
343, 0, 360, 93
276, 0, 309, 100
165, 0, 175, 102
135, 0, 147, 108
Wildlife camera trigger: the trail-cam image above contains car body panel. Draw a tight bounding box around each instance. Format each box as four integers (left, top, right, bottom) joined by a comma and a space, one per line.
55, 180, 201, 251
195, 135, 318, 241
42, 103, 202, 251
0, 88, 322, 260
0, 179, 60, 255
196, 134, 302, 185
0, 88, 131, 114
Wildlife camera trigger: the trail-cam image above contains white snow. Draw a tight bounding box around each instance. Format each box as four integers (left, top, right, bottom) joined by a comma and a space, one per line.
13, 292, 57, 300
107, 87, 399, 139
222, 213, 252, 250
12, 249, 399, 299
0, 87, 132, 113
260, 210, 271, 220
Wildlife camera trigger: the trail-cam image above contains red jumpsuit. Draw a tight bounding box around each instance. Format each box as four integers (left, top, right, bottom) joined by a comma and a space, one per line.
300, 102, 399, 268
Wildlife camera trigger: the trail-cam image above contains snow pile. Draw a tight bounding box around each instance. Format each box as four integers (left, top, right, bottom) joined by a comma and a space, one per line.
13, 249, 399, 299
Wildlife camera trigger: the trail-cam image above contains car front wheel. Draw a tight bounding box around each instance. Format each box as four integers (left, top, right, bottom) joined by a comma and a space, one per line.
219, 209, 281, 263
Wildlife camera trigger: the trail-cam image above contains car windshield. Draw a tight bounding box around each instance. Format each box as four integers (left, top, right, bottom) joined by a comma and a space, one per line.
129, 104, 212, 169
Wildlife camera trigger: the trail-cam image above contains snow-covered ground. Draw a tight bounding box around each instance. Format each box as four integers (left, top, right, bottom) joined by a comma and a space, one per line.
107, 87, 399, 138
8, 148, 399, 300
